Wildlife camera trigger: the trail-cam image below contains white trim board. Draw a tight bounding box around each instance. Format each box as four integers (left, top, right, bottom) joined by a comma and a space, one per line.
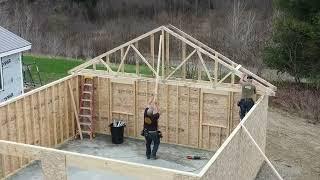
0, 45, 31, 58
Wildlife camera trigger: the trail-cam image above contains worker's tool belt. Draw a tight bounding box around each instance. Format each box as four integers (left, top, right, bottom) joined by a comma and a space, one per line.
237, 98, 254, 106
140, 129, 162, 138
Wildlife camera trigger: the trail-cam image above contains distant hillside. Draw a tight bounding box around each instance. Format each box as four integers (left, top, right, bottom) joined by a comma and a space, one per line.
0, 0, 273, 73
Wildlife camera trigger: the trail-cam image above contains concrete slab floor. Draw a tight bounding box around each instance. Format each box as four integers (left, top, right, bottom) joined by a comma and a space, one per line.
8, 134, 215, 180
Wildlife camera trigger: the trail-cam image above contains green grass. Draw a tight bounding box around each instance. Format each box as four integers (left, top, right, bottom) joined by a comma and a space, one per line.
22, 54, 154, 86
23, 55, 84, 85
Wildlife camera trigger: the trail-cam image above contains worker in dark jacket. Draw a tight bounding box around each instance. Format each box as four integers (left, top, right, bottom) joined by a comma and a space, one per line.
143, 96, 160, 160
238, 74, 256, 120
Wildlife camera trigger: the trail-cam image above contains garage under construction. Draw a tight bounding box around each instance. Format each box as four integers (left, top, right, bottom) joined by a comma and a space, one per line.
0, 25, 280, 180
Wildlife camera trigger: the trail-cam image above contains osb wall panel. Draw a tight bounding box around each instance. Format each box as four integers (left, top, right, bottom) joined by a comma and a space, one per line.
93, 76, 240, 151
201, 96, 268, 180
40, 151, 67, 180
0, 75, 79, 178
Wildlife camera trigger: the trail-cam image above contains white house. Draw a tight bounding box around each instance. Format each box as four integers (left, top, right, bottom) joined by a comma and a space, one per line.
0, 26, 31, 102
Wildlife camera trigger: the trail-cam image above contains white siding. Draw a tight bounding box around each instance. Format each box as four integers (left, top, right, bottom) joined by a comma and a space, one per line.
0, 53, 23, 102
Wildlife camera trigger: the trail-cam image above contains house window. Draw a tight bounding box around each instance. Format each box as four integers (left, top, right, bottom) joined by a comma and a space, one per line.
0, 57, 3, 90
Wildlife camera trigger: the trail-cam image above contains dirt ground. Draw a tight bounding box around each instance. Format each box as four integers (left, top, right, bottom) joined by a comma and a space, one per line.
256, 108, 320, 180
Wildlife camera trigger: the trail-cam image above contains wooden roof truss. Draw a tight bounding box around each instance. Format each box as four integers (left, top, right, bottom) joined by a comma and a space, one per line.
69, 25, 276, 96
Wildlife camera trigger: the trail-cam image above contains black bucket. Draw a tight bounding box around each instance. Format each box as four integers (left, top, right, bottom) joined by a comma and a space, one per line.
109, 123, 125, 144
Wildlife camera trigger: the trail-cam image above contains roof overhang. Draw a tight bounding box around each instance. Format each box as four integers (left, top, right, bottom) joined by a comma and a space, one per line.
0, 45, 32, 58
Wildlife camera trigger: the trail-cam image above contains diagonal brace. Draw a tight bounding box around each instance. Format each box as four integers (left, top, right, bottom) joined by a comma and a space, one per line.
197, 50, 213, 84
241, 124, 284, 180
130, 45, 157, 76
98, 59, 113, 73
165, 49, 197, 80
117, 46, 131, 73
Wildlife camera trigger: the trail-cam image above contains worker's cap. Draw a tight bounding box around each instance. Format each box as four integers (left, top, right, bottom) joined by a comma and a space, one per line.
147, 108, 153, 116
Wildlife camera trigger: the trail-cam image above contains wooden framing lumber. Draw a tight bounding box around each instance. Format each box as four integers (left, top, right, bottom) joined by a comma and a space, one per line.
163, 26, 275, 95
131, 45, 157, 76
167, 24, 277, 90
241, 124, 283, 180
133, 81, 137, 137
166, 32, 170, 76
120, 48, 124, 73
162, 26, 240, 75
197, 51, 213, 85
64, 81, 69, 138
161, 30, 165, 77
181, 42, 187, 79
117, 46, 131, 73
166, 84, 169, 142
214, 56, 219, 85
37, 92, 43, 146
68, 27, 163, 74
135, 42, 140, 75
165, 50, 196, 80
68, 82, 83, 140
198, 89, 203, 148
0, 71, 273, 180
14, 101, 22, 167
217, 65, 242, 85
99, 59, 113, 73
67, 26, 275, 96
150, 34, 155, 70
45, 89, 51, 146
52, 86, 58, 146
176, 85, 179, 144
154, 35, 163, 97
167, 24, 236, 65
58, 83, 64, 143
186, 87, 190, 145
198, 54, 202, 81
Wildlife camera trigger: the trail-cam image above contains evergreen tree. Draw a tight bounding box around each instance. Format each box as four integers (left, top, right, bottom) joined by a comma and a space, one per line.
264, 0, 320, 84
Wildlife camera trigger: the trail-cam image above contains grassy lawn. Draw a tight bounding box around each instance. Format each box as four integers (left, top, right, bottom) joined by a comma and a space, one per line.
22, 54, 154, 85
23, 55, 84, 85
22, 54, 223, 87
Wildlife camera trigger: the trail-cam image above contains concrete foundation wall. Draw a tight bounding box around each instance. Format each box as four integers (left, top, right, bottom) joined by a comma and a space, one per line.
200, 95, 268, 180
0, 53, 24, 103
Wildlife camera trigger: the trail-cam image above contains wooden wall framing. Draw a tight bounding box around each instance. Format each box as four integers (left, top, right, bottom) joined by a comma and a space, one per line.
0, 75, 79, 178
0, 25, 275, 179
91, 74, 241, 151
0, 95, 269, 180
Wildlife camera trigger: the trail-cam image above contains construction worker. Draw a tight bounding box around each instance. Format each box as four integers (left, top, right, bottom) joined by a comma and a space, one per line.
142, 96, 160, 160
238, 74, 256, 120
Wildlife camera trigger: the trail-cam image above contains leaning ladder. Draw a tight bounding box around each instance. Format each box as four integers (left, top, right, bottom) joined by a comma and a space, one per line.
78, 76, 95, 139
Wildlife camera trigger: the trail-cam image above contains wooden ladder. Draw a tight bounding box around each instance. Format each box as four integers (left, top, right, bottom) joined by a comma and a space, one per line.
78, 76, 95, 139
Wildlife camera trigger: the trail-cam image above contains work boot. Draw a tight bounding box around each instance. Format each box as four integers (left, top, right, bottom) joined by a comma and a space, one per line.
151, 155, 157, 160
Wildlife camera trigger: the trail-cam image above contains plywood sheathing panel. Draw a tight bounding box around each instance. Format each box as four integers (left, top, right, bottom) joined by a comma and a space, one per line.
200, 96, 268, 179
40, 151, 67, 180
93, 76, 239, 150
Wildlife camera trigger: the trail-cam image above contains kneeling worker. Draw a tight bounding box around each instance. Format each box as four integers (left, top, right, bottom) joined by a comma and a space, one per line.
239, 74, 256, 120
143, 96, 160, 160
